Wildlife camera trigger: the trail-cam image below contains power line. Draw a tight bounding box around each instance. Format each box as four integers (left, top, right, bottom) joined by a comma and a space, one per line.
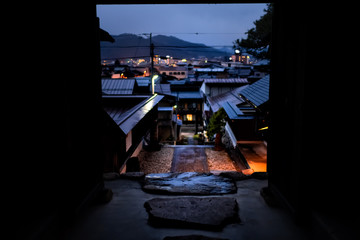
101, 45, 234, 48
146, 32, 243, 35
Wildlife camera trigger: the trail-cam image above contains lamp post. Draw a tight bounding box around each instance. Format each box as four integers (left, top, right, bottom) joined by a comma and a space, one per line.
235, 49, 241, 62
151, 75, 159, 95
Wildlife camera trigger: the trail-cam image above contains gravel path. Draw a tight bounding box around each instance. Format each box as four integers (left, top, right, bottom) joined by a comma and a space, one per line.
138, 146, 237, 174
205, 148, 237, 171
138, 147, 174, 174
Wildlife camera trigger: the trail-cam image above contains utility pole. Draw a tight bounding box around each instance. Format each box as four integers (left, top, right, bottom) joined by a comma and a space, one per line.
150, 34, 155, 94
143, 33, 155, 94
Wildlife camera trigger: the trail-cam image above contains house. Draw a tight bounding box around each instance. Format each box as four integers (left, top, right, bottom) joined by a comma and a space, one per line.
206, 85, 248, 113
227, 66, 253, 78
102, 77, 178, 143
194, 66, 229, 79
102, 94, 164, 173
169, 79, 203, 133
155, 83, 180, 142
200, 78, 249, 98
248, 59, 271, 83
156, 66, 188, 80
230, 52, 251, 64
218, 75, 270, 146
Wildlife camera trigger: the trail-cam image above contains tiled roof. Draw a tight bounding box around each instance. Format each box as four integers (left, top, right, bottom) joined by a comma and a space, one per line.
223, 101, 254, 120
210, 75, 270, 120
239, 75, 269, 107
172, 91, 202, 99
203, 78, 248, 84
194, 68, 225, 72
103, 94, 164, 135
102, 79, 135, 95
155, 84, 172, 95
207, 85, 247, 112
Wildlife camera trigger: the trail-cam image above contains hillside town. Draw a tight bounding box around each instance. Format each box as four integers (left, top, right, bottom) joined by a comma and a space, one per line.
100, 49, 270, 174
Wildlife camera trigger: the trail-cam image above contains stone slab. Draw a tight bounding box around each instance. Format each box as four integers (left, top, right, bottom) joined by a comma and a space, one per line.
171, 147, 209, 173
144, 197, 240, 230
143, 172, 237, 195
163, 235, 228, 240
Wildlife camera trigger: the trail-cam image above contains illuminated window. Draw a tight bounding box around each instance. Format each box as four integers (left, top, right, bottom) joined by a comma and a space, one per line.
186, 114, 193, 121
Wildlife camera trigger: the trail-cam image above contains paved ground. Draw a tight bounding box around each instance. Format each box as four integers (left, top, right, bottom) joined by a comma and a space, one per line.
171, 146, 209, 173
63, 178, 310, 240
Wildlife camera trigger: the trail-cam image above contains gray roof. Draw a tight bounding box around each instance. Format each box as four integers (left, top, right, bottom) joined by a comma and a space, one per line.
194, 68, 225, 72
211, 75, 270, 120
135, 77, 151, 87
104, 94, 164, 135
223, 101, 254, 120
203, 78, 248, 84
102, 79, 135, 95
253, 59, 270, 66
207, 85, 247, 112
155, 84, 171, 95
239, 75, 269, 107
172, 91, 202, 99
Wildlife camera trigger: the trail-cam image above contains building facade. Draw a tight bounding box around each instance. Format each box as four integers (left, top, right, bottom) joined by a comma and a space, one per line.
157, 66, 188, 80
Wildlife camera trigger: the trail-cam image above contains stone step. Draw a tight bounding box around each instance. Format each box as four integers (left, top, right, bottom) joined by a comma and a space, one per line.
144, 197, 240, 231
142, 172, 237, 195
163, 236, 228, 240
163, 235, 228, 240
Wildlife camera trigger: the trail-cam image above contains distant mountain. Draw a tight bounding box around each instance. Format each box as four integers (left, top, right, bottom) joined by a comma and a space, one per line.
100, 33, 228, 60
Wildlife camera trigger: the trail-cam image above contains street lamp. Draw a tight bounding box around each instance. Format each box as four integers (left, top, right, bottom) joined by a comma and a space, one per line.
151, 75, 159, 95
235, 49, 241, 62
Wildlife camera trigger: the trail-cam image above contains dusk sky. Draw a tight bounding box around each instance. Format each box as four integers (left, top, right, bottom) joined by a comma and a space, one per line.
96, 4, 268, 47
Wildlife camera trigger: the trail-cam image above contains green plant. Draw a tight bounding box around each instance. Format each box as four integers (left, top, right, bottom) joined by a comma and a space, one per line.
207, 108, 227, 140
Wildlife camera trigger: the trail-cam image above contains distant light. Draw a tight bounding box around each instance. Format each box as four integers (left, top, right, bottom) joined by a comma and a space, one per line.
166, 55, 170, 58
235, 49, 240, 54
229, 57, 232, 61
182, 59, 187, 62
258, 126, 268, 131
